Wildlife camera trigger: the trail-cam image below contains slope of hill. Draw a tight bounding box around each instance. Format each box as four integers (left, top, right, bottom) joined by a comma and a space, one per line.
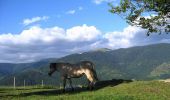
54, 43, 170, 80
1, 43, 170, 86
1, 81, 170, 100
150, 62, 170, 78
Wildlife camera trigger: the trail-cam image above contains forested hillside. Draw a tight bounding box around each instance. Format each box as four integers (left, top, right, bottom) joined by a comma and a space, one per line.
1, 43, 170, 86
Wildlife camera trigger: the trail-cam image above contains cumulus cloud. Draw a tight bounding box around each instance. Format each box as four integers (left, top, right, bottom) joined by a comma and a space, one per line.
66, 7, 83, 15
22, 16, 49, 26
66, 10, 76, 14
93, 0, 116, 4
0, 24, 101, 63
103, 26, 144, 48
0, 26, 64, 45
78, 6, 83, 10
0, 24, 170, 63
66, 24, 101, 41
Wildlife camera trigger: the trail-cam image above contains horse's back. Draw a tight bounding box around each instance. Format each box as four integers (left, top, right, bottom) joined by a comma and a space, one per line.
79, 61, 94, 69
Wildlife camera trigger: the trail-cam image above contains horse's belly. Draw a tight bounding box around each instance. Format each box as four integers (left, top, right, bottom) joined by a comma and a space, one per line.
67, 70, 84, 78
69, 74, 83, 78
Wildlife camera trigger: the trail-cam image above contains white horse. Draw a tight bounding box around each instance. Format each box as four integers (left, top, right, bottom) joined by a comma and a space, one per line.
48, 61, 98, 92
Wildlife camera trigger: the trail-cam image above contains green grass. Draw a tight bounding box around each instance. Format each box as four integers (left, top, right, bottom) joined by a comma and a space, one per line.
0, 81, 170, 100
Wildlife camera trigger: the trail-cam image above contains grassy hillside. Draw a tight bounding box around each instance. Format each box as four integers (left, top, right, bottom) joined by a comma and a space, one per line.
150, 62, 170, 79
0, 81, 170, 100
1, 43, 170, 86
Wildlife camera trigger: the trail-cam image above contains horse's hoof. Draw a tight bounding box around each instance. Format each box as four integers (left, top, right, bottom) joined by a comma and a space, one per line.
92, 87, 94, 90
89, 87, 94, 91
71, 88, 74, 91
62, 89, 65, 93
86, 86, 90, 90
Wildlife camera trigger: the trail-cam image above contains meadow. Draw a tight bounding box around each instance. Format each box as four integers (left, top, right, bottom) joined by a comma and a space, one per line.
0, 81, 170, 100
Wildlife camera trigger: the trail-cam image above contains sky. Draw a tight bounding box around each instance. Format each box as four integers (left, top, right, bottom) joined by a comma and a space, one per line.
0, 0, 170, 63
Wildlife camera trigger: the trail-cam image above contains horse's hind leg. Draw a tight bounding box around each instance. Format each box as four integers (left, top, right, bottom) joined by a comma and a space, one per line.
68, 78, 74, 91
87, 81, 95, 90
87, 80, 94, 90
85, 70, 95, 90
90, 82, 95, 90
86, 80, 90, 90
62, 78, 66, 92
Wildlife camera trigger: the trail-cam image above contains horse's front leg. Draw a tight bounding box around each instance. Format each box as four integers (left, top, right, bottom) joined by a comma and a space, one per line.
68, 78, 74, 91
62, 77, 66, 92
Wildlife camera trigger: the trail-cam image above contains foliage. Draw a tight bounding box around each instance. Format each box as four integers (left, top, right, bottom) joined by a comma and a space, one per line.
109, 0, 170, 36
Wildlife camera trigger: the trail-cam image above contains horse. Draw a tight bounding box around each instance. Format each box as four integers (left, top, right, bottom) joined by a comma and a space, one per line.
48, 61, 98, 92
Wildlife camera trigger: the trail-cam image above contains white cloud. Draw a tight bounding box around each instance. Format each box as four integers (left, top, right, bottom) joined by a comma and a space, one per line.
93, 0, 116, 4
66, 24, 101, 41
23, 16, 49, 26
103, 26, 143, 48
0, 24, 170, 63
0, 25, 101, 63
78, 6, 83, 10
66, 7, 83, 15
0, 26, 65, 45
0, 24, 100, 45
66, 10, 76, 14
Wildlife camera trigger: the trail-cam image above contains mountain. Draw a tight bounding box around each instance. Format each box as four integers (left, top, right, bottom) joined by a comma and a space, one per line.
1, 43, 170, 86
92, 48, 112, 52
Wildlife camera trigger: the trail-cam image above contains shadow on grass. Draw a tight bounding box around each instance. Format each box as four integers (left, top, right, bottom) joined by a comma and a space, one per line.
0, 91, 5, 93
16, 88, 33, 90
17, 79, 132, 97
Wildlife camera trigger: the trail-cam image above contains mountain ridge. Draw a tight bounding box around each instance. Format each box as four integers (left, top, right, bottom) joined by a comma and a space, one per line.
1, 43, 170, 86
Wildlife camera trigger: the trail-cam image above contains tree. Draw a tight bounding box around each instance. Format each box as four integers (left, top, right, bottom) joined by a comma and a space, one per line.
109, 0, 170, 36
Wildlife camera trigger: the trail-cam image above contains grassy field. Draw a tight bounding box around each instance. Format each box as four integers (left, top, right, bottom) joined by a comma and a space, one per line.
0, 81, 170, 100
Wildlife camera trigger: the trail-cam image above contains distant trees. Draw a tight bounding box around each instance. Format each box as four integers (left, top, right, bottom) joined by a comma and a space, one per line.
109, 0, 170, 36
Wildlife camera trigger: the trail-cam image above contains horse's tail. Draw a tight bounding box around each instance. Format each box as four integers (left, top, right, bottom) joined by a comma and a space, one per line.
82, 61, 99, 81
91, 63, 99, 81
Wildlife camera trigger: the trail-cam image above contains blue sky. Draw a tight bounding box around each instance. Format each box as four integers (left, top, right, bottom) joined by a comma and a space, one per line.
0, 0, 126, 34
0, 0, 169, 63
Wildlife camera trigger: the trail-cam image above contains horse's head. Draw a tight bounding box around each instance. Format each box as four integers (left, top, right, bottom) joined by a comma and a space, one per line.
48, 63, 57, 76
